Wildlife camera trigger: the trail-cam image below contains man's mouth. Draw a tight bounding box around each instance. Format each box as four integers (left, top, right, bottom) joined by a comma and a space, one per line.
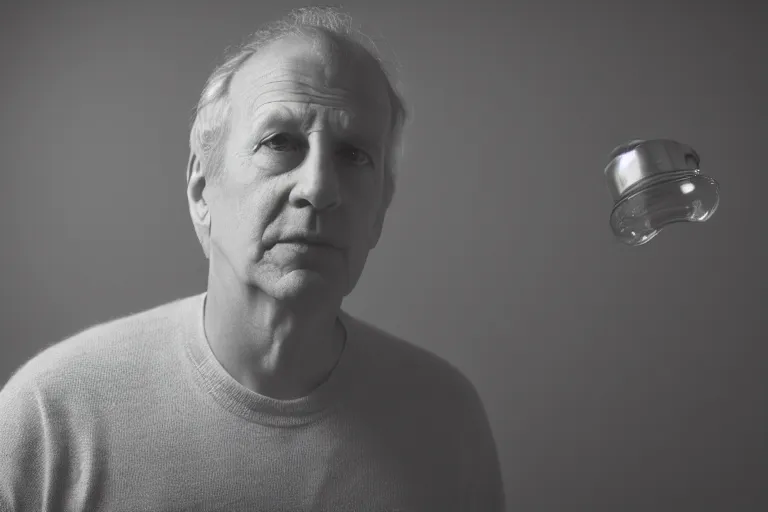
279, 234, 338, 248
274, 238, 339, 251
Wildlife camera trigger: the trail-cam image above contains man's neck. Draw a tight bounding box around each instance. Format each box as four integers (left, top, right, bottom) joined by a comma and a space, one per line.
203, 277, 346, 400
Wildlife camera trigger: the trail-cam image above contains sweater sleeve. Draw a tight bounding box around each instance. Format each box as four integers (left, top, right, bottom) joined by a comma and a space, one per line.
460, 378, 506, 511
0, 372, 48, 512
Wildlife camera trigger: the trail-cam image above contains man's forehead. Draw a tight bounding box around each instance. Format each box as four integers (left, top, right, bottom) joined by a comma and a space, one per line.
230, 33, 391, 121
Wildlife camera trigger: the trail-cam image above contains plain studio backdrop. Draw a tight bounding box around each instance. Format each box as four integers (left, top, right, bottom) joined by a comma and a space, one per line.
1, 0, 766, 510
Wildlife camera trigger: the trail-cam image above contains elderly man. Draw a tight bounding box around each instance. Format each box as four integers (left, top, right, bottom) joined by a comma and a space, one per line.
0, 7, 505, 511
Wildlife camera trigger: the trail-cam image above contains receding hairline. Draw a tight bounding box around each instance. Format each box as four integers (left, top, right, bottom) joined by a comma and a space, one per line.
229, 31, 395, 120
266, 25, 371, 59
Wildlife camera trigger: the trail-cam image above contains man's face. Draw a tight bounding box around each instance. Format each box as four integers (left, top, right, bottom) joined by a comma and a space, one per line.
198, 33, 393, 302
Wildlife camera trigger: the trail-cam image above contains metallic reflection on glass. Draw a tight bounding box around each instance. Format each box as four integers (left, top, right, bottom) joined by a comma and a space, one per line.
604, 139, 720, 246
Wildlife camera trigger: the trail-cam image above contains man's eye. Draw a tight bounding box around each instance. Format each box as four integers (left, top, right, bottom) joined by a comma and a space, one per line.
340, 145, 372, 166
258, 134, 302, 152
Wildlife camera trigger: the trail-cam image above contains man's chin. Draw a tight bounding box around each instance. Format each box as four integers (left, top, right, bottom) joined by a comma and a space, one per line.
266, 269, 343, 301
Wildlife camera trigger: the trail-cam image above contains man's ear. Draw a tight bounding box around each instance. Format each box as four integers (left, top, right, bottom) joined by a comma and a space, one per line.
186, 151, 212, 259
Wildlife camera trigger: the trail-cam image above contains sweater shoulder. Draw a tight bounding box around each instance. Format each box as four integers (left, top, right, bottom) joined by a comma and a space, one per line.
345, 314, 479, 398
2, 294, 200, 395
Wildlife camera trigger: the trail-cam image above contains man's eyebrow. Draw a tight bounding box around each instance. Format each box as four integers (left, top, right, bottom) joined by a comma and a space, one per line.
248, 103, 386, 151
246, 79, 354, 114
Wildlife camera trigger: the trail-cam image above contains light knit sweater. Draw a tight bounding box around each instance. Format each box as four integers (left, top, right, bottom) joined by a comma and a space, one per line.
0, 293, 505, 511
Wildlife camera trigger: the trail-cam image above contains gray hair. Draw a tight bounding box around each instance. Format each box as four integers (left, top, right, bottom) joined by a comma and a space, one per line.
189, 6, 408, 202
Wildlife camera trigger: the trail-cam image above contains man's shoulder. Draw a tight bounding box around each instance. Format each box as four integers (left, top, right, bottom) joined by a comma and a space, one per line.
2, 294, 201, 395
346, 313, 479, 397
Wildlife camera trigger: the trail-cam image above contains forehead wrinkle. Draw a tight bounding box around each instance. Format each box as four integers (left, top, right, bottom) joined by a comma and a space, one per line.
241, 61, 348, 96
245, 80, 357, 115
244, 80, 389, 132
236, 52, 388, 113
251, 101, 357, 133
246, 92, 390, 136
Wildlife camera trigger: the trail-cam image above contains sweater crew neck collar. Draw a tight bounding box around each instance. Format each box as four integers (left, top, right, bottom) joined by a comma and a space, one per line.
182, 292, 357, 427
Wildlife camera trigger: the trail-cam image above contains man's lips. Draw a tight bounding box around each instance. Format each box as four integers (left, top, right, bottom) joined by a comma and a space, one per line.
271, 236, 340, 250
280, 239, 332, 247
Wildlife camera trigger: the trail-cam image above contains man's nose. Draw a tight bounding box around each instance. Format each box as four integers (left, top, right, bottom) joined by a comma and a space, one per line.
288, 134, 341, 211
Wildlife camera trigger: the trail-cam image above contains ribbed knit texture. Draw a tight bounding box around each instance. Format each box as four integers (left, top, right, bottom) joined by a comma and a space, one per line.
0, 293, 505, 511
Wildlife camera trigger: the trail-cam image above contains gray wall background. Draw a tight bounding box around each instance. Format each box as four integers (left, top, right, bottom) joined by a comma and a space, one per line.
2, 0, 766, 509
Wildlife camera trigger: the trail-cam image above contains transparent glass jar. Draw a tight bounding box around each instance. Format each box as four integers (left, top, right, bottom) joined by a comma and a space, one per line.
605, 139, 720, 246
